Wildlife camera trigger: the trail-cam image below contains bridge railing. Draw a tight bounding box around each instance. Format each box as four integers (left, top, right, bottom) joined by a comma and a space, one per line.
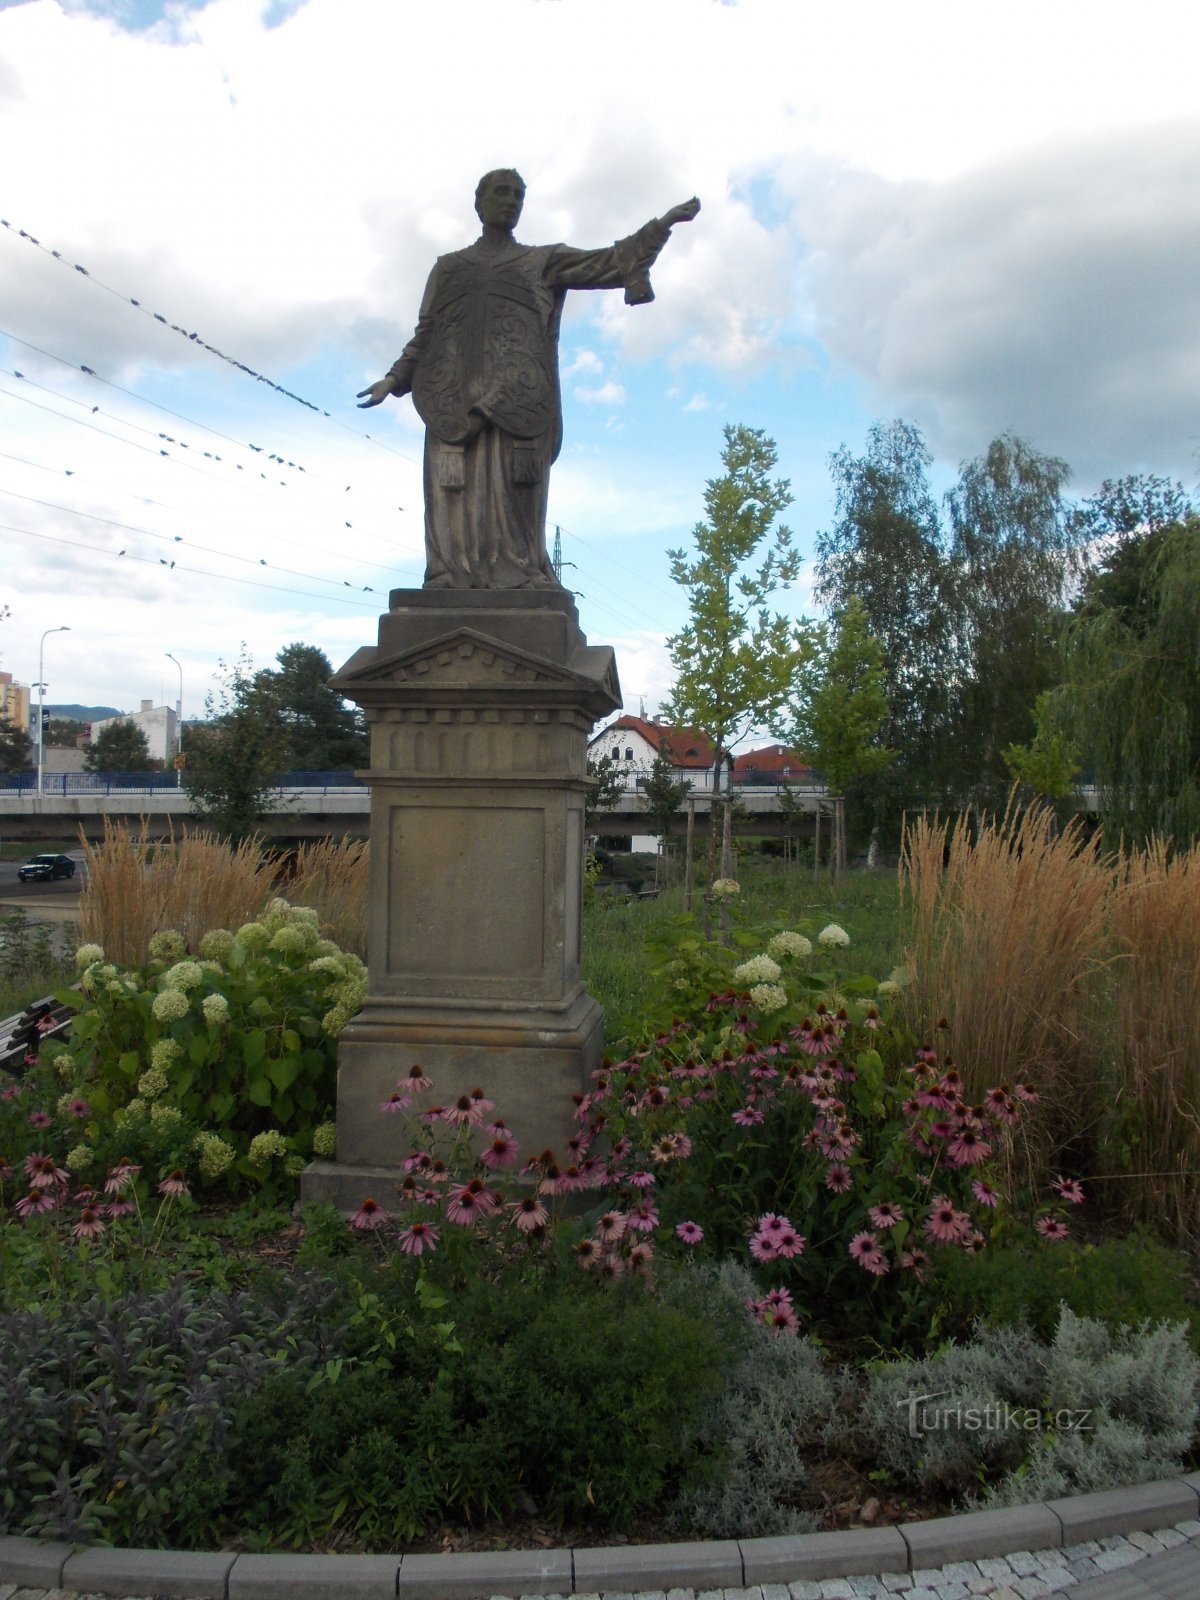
0, 770, 367, 797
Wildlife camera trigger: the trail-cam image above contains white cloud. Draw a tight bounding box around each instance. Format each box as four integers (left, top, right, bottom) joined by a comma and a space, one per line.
574, 381, 626, 407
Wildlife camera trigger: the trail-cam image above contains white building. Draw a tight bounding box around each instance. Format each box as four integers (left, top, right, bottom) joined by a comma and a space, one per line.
89, 700, 178, 765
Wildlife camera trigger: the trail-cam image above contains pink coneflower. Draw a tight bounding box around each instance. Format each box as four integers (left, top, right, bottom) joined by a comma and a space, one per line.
1, 1083, 23, 1099
73, 1205, 106, 1241
27, 1110, 52, 1129
106, 1193, 136, 1218
351, 1196, 386, 1230
775, 1226, 806, 1259
380, 1091, 412, 1113
511, 1194, 549, 1233
596, 1254, 626, 1281
627, 1168, 656, 1190
917, 1083, 957, 1110
628, 1239, 654, 1271
594, 1211, 627, 1245
825, 1162, 853, 1193
651, 1132, 692, 1162
398, 1220, 440, 1256
468, 1087, 495, 1115
1052, 1176, 1085, 1205
66, 1098, 91, 1119
732, 1106, 765, 1127
1013, 1082, 1039, 1103
627, 1202, 658, 1233
420, 1104, 446, 1125
25, 1153, 69, 1189
947, 1126, 992, 1166
399, 1065, 433, 1093
73, 1187, 96, 1205
924, 1195, 969, 1244
445, 1179, 495, 1225
763, 1286, 793, 1313
849, 1230, 889, 1275
575, 1237, 602, 1269
868, 1201, 904, 1229
445, 1092, 485, 1129
104, 1158, 141, 1193
1037, 1214, 1070, 1241
900, 1247, 930, 1280
0, 1157, 13, 1181
972, 1178, 1001, 1207
765, 1302, 800, 1334
675, 1220, 704, 1245
157, 1169, 189, 1197
426, 1157, 450, 1184
749, 1231, 779, 1262
15, 1186, 61, 1216
480, 1132, 520, 1170
984, 1086, 1020, 1124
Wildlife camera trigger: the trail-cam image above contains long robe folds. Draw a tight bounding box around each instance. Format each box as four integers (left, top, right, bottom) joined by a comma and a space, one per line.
387, 219, 672, 590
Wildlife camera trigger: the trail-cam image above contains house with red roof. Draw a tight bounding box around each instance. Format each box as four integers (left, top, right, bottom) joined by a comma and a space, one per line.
732, 742, 813, 785
587, 715, 721, 790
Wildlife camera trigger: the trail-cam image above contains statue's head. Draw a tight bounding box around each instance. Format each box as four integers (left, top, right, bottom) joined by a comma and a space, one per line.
475, 168, 526, 230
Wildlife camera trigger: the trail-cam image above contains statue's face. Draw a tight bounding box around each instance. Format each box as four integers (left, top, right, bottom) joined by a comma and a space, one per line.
477, 173, 525, 230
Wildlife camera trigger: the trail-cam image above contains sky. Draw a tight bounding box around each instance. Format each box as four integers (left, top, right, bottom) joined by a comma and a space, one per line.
1, 0, 1198, 737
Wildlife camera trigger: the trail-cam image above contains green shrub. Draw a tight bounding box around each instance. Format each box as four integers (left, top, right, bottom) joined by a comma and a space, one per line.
936, 1233, 1200, 1349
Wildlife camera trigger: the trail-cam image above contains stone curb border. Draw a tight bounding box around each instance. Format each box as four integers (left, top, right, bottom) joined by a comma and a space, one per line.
2, 1474, 1197, 1600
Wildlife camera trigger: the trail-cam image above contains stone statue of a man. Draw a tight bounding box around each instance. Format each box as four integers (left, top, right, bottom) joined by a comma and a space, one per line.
358, 170, 700, 590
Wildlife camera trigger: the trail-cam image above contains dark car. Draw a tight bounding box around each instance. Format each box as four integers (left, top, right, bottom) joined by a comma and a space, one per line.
17, 852, 76, 882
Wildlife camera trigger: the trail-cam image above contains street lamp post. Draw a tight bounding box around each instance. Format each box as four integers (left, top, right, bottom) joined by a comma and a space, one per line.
165, 652, 183, 786
36, 626, 71, 798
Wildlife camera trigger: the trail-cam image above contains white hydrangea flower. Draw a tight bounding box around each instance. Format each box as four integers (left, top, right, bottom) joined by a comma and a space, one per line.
749, 982, 789, 1013
817, 923, 851, 948
768, 931, 813, 961
269, 925, 309, 956
74, 943, 105, 970
150, 1101, 183, 1129
138, 1066, 169, 1100
201, 993, 230, 1026
248, 1129, 289, 1165
876, 979, 901, 997
733, 954, 782, 985
149, 930, 187, 961
161, 960, 205, 992
193, 1131, 235, 1179
151, 1039, 181, 1070
710, 877, 741, 899
199, 928, 236, 962
236, 922, 270, 950
151, 988, 190, 1023
65, 1144, 94, 1173
311, 1121, 337, 1158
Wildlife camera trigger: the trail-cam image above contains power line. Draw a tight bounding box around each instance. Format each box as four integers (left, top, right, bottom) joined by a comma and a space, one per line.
0, 486, 390, 596
1, 520, 378, 610
0, 448, 420, 584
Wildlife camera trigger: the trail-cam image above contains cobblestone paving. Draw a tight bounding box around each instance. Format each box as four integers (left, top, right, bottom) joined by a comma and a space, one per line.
3, 1521, 1199, 1600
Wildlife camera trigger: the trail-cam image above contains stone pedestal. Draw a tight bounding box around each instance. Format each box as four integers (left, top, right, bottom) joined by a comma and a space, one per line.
300, 589, 620, 1211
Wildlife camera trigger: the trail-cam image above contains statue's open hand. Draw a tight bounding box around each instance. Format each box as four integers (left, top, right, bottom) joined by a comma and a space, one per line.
664, 197, 701, 228
356, 376, 396, 409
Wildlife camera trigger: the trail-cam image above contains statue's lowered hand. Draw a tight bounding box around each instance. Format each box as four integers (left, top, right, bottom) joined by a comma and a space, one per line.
356, 376, 397, 409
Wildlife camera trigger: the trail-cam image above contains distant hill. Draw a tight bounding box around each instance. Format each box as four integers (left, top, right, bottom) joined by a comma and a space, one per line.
46, 704, 123, 722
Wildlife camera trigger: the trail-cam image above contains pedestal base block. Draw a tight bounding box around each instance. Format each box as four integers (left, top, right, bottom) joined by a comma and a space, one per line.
299, 990, 605, 1209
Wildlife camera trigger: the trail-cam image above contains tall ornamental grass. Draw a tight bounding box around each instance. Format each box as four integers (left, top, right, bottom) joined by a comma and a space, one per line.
285, 837, 369, 958
1106, 840, 1200, 1236
901, 805, 1200, 1237
80, 823, 270, 965
901, 805, 1109, 1147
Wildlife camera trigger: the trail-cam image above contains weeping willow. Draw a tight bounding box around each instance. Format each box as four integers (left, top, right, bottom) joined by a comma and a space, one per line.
1042, 517, 1200, 843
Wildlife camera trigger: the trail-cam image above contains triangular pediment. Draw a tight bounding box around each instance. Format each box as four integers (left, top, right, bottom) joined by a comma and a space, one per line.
335, 628, 586, 693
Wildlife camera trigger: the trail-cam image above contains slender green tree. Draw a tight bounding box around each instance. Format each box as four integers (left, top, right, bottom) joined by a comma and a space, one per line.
945, 432, 1076, 806
815, 420, 959, 807
84, 719, 153, 773
779, 596, 893, 796
585, 751, 626, 829
663, 424, 801, 887
641, 743, 691, 881
183, 649, 290, 843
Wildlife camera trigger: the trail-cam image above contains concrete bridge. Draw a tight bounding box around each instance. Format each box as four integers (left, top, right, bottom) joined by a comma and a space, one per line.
0, 774, 833, 844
